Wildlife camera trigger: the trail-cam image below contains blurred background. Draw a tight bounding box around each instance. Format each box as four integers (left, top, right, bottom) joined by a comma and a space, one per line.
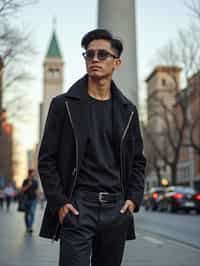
0, 0, 199, 190
0, 1, 200, 265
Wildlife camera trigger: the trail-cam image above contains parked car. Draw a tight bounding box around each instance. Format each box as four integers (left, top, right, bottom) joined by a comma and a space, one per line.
143, 187, 165, 211
158, 186, 200, 214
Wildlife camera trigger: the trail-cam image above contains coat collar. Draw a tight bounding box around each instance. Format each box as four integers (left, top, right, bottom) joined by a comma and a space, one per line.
64, 74, 131, 105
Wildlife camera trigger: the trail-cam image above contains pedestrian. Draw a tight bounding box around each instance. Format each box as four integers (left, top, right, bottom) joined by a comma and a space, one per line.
0, 188, 4, 209
4, 183, 14, 211
21, 169, 38, 233
38, 29, 146, 266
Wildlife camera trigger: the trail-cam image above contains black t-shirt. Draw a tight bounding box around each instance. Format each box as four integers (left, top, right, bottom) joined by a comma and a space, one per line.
22, 178, 38, 200
76, 94, 121, 193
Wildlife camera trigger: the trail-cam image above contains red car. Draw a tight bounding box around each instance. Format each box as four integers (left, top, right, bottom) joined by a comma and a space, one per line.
158, 186, 200, 214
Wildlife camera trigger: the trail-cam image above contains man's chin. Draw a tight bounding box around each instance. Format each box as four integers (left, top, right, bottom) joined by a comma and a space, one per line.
88, 72, 108, 80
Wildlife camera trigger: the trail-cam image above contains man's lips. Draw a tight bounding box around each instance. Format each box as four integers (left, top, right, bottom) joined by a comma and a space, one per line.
89, 65, 102, 70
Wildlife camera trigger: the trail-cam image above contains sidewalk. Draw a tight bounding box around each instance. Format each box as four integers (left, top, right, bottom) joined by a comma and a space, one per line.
0, 202, 59, 266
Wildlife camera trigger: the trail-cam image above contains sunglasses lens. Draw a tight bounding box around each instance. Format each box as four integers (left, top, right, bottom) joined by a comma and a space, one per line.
97, 50, 109, 60
86, 50, 95, 60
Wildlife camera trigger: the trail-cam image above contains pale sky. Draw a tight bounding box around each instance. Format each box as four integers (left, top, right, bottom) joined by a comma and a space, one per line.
10, 0, 193, 184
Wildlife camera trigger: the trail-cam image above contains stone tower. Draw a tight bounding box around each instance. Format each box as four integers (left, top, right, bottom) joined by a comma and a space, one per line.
40, 29, 64, 139
146, 65, 182, 132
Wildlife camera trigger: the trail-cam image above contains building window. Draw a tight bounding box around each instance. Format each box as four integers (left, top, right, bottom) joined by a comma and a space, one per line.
47, 68, 60, 78
178, 166, 190, 181
161, 78, 166, 86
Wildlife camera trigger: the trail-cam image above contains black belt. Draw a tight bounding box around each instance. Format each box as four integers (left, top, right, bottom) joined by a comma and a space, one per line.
74, 191, 123, 204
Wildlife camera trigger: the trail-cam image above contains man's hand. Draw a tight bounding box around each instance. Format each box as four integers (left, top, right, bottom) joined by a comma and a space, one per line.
58, 203, 79, 224
120, 200, 136, 215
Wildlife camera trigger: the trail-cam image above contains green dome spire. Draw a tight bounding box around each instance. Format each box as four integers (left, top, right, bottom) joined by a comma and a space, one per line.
46, 30, 62, 58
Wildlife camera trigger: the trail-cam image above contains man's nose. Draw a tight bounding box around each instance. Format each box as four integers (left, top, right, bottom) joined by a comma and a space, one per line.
91, 52, 99, 62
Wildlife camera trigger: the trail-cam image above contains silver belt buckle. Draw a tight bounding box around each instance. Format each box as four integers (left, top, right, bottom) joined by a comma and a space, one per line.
99, 192, 109, 203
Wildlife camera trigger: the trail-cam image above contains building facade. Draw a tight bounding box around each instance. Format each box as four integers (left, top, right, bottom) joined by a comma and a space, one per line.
0, 58, 13, 187
0, 111, 13, 187
177, 71, 200, 191
146, 66, 182, 132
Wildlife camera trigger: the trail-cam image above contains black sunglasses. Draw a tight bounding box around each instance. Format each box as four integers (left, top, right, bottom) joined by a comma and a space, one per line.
82, 49, 119, 61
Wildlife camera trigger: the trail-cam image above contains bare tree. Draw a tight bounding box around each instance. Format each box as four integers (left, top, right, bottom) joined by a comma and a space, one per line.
0, 0, 38, 130
1, 21, 35, 118
145, 91, 188, 185
185, 0, 200, 20
0, 0, 37, 17
143, 124, 164, 186
158, 24, 200, 81
0, 0, 38, 184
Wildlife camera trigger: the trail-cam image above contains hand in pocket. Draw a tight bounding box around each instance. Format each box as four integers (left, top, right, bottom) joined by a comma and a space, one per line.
58, 203, 79, 224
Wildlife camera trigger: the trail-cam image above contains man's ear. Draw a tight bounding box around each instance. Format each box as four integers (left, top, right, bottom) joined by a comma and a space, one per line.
114, 58, 122, 70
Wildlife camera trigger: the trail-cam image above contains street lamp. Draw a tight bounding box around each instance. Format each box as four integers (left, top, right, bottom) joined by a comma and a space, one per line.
161, 178, 169, 187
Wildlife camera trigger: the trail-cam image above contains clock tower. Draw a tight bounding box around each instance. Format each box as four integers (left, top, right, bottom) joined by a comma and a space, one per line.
40, 29, 64, 139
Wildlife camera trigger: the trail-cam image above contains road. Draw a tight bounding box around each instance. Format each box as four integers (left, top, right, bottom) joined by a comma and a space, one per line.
135, 208, 200, 249
0, 203, 199, 266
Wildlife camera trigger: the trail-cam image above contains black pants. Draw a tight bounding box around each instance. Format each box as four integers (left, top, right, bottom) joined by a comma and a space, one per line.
5, 196, 11, 210
59, 192, 131, 266
0, 198, 3, 208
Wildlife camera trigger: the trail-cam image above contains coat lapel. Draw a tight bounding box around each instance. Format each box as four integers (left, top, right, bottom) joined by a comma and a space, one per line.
111, 82, 133, 161
65, 75, 90, 171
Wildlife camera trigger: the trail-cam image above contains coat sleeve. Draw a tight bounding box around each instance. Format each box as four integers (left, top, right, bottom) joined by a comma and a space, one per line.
38, 97, 69, 214
126, 107, 146, 212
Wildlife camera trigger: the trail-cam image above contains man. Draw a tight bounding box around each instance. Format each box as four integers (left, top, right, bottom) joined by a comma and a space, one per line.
21, 169, 38, 233
38, 29, 146, 266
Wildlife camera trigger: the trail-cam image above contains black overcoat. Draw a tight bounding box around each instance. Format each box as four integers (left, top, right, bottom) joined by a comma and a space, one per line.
38, 75, 146, 240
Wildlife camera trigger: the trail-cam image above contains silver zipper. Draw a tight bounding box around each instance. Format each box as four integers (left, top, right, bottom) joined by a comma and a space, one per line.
65, 101, 79, 199
120, 111, 134, 194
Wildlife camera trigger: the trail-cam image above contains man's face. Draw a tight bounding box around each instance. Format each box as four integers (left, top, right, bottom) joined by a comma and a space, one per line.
28, 170, 35, 179
84, 39, 121, 79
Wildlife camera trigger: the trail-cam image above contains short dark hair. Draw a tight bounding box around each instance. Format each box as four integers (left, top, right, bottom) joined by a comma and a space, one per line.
28, 169, 34, 176
81, 29, 123, 57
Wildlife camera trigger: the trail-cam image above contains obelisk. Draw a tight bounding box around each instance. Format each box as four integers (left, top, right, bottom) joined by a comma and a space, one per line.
98, 0, 138, 105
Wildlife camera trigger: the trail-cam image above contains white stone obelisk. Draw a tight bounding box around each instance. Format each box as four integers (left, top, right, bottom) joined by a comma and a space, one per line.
98, 0, 138, 106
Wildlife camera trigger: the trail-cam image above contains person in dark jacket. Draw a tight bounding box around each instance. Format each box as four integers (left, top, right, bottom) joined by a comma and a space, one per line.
38, 29, 146, 266
21, 169, 38, 233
